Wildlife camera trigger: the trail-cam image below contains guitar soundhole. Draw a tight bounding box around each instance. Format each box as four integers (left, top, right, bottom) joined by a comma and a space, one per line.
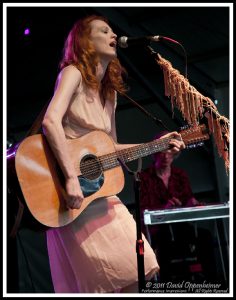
79, 154, 104, 198
80, 154, 102, 180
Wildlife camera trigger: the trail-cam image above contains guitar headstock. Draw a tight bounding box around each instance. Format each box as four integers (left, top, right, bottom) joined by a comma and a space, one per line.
179, 124, 209, 148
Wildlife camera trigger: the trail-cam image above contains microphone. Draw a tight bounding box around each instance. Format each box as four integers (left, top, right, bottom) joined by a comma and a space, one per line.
118, 35, 162, 48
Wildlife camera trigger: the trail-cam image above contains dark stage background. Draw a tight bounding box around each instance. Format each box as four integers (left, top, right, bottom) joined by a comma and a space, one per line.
5, 4, 231, 293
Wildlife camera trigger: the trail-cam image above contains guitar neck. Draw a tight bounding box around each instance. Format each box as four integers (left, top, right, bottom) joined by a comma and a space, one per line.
118, 137, 171, 163
95, 124, 209, 172
99, 137, 171, 170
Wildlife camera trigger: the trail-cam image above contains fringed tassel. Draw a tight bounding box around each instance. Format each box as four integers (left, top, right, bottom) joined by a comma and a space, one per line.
156, 53, 230, 173
212, 117, 230, 174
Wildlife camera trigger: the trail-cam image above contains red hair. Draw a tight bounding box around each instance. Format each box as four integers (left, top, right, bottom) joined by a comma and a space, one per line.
60, 15, 128, 100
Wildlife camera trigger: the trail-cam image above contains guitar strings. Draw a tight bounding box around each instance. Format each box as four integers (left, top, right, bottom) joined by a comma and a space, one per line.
79, 138, 170, 169
76, 127, 203, 178
81, 137, 184, 178
77, 137, 172, 178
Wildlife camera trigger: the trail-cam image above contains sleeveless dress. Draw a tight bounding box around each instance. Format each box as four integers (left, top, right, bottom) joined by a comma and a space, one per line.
46, 71, 159, 293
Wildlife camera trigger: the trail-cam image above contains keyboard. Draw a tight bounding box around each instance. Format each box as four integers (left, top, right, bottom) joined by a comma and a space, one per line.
143, 202, 230, 225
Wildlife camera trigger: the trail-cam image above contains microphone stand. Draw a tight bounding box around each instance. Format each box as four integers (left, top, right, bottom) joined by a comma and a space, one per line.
117, 44, 171, 292
117, 157, 145, 293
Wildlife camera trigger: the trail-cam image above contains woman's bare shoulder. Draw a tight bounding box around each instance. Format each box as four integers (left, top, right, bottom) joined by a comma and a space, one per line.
60, 65, 82, 79
54, 65, 82, 91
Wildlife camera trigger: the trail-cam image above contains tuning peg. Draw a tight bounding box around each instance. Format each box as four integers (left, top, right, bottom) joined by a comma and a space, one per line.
186, 141, 204, 149
180, 124, 189, 130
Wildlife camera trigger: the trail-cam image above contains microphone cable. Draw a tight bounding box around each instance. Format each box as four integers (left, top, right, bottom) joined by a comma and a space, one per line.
160, 36, 188, 79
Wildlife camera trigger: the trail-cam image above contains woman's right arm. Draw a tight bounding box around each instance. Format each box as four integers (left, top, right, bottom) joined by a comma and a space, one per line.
42, 65, 84, 209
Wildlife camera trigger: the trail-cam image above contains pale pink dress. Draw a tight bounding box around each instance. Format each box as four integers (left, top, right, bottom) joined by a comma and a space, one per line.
46, 70, 159, 293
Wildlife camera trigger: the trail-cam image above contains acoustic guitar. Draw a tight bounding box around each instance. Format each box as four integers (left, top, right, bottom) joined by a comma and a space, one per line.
8, 124, 209, 228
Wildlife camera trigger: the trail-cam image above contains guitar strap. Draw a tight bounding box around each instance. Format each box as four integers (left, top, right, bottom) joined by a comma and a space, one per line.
9, 99, 50, 238
121, 92, 170, 131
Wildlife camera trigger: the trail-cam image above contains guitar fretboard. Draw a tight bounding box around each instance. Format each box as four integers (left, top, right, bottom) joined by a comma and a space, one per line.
99, 137, 171, 170
80, 125, 208, 178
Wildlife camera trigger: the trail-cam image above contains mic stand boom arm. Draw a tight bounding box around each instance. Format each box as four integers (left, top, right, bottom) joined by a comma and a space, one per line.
120, 92, 170, 131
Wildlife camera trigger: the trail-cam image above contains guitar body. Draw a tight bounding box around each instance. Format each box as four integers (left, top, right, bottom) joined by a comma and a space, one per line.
10, 124, 209, 228
14, 131, 125, 228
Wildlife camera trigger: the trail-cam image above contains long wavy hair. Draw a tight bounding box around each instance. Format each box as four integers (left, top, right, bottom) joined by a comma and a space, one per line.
60, 15, 128, 100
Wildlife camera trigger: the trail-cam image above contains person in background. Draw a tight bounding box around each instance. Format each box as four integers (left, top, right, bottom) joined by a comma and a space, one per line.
140, 131, 199, 212
41, 16, 185, 293
139, 131, 216, 283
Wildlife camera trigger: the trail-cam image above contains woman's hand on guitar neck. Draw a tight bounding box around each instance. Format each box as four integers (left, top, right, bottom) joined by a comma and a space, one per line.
160, 131, 185, 154
65, 177, 84, 209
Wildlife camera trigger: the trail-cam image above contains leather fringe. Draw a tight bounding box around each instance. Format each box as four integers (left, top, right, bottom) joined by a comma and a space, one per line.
156, 53, 230, 174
